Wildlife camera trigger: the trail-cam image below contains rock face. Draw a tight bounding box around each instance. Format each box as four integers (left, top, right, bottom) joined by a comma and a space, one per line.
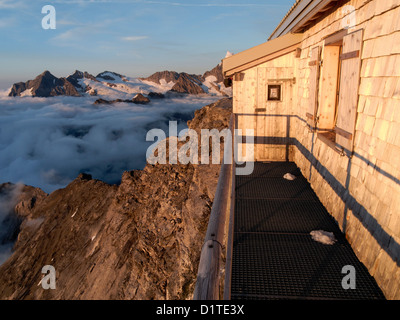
132, 93, 150, 104
203, 63, 224, 84
141, 71, 180, 84
93, 93, 151, 105
7, 82, 27, 97
0, 183, 48, 266
142, 71, 205, 95
8, 70, 127, 98
170, 73, 205, 95
8, 71, 81, 97
66, 70, 98, 92
96, 71, 127, 82
0, 98, 232, 300
148, 92, 165, 99
143, 64, 226, 96
93, 98, 113, 105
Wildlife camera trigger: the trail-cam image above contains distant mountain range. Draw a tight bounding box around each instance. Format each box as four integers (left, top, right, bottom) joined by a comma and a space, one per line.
8, 60, 231, 99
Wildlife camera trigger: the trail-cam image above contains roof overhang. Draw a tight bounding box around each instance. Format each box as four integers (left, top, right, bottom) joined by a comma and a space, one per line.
269, 0, 339, 40
222, 33, 303, 78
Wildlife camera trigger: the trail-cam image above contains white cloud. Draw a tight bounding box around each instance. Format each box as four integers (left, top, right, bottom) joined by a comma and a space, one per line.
50, 27, 99, 47
49, 18, 119, 47
0, 17, 16, 28
121, 36, 149, 42
57, 19, 84, 26
49, 28, 89, 48
53, 29, 78, 41
0, 94, 220, 193
0, 0, 24, 9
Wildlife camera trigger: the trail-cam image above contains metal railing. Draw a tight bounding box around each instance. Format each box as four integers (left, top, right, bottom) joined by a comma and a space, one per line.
193, 114, 236, 300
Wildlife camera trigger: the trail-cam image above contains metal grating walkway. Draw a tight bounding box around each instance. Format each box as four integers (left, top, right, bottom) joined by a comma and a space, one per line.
231, 162, 385, 300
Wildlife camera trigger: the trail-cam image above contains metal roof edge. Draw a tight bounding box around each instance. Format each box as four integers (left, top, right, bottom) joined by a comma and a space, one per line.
269, 0, 337, 40
269, 0, 311, 40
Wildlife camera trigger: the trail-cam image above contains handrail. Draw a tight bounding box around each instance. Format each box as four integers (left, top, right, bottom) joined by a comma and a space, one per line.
223, 114, 236, 299
193, 114, 235, 300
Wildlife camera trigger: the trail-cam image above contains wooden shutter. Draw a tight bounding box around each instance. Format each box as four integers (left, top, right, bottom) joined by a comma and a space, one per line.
335, 29, 363, 153
233, 73, 245, 114
307, 46, 321, 128
235, 73, 245, 82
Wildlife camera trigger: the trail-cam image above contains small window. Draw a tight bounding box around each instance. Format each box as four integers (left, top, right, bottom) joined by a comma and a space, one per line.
267, 84, 281, 101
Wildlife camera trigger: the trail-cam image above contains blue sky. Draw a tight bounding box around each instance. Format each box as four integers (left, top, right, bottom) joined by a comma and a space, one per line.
0, 0, 294, 89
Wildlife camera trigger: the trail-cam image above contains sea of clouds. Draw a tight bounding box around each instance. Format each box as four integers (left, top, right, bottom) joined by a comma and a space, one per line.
0, 91, 220, 193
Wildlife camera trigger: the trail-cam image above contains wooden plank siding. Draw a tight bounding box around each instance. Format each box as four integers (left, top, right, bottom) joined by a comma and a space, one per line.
292, 0, 400, 300
233, 51, 297, 162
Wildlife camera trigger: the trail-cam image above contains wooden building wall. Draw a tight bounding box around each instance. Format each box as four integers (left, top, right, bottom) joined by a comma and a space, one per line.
232, 0, 400, 299
293, 0, 400, 299
233, 51, 298, 162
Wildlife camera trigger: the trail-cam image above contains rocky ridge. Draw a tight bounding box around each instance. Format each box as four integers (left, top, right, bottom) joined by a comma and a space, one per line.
141, 71, 180, 85
170, 73, 205, 95
0, 98, 232, 300
8, 58, 231, 98
141, 63, 229, 96
93, 93, 151, 105
8, 71, 82, 98
203, 63, 224, 84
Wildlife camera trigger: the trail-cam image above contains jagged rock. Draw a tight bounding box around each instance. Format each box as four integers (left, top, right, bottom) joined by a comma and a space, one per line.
8, 82, 27, 97
93, 96, 151, 105
52, 78, 82, 97
148, 92, 165, 99
142, 71, 205, 94
8, 71, 81, 97
96, 71, 126, 82
94, 98, 112, 105
140, 71, 180, 84
66, 70, 98, 92
202, 63, 224, 84
170, 73, 205, 95
77, 173, 92, 181
0, 98, 232, 300
132, 93, 150, 104
0, 183, 47, 253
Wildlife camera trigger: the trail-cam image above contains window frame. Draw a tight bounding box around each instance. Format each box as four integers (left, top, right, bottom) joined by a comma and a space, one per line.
267, 84, 282, 101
